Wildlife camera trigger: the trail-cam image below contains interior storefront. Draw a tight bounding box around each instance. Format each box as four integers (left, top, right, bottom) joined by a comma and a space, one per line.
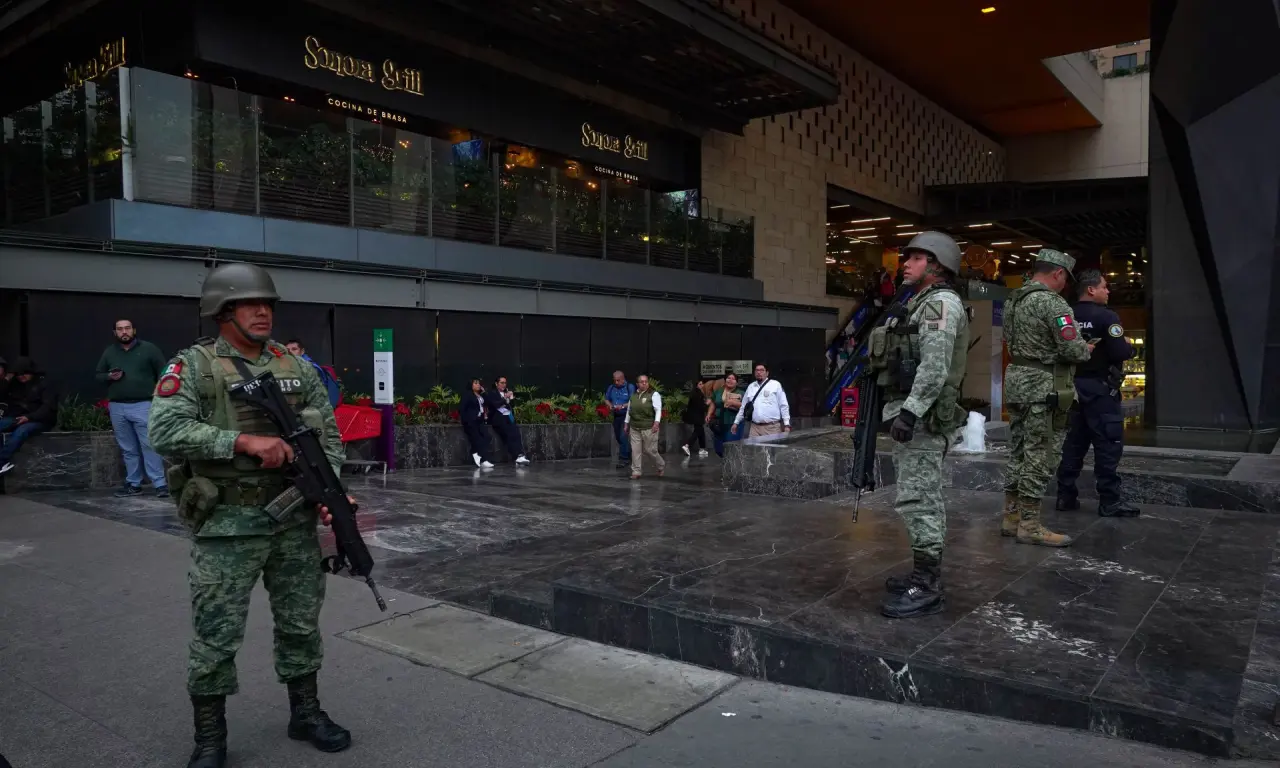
0, 0, 754, 277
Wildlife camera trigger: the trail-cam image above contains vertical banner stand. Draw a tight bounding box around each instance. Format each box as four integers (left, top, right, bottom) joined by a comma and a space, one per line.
372, 329, 396, 471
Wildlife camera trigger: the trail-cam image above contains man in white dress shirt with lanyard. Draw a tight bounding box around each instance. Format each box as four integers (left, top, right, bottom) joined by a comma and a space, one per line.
732, 363, 791, 438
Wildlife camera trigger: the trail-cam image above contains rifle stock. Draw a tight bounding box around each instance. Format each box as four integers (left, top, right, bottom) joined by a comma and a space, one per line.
229, 370, 387, 612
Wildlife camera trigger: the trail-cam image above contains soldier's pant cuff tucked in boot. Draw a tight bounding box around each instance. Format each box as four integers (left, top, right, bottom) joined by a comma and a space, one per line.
188, 695, 227, 768
1015, 497, 1074, 548
882, 553, 944, 619
1000, 491, 1021, 537
286, 673, 352, 753
1098, 499, 1140, 518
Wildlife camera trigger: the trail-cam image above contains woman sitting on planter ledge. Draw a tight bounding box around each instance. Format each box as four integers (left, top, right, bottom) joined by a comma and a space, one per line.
484, 376, 531, 465
459, 378, 495, 469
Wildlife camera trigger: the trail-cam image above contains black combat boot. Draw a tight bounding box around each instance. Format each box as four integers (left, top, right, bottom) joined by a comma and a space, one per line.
187, 695, 227, 768
881, 554, 943, 619
1055, 494, 1080, 511
1098, 499, 1140, 518
286, 673, 351, 753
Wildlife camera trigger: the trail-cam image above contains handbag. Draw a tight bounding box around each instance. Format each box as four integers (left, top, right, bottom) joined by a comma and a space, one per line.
741, 379, 770, 424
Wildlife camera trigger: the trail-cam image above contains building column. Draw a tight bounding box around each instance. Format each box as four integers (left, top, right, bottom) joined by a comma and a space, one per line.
1148, 0, 1280, 431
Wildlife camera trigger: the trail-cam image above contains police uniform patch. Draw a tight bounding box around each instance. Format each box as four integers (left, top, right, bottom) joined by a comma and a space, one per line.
1108, 323, 1124, 338
156, 373, 182, 397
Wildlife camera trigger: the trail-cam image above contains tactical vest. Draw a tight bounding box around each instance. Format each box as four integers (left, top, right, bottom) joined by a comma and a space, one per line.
1004, 282, 1075, 409
629, 390, 657, 429
189, 339, 305, 487
869, 284, 969, 434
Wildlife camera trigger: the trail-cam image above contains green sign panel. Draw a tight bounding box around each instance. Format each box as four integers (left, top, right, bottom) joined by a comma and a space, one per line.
373, 328, 394, 352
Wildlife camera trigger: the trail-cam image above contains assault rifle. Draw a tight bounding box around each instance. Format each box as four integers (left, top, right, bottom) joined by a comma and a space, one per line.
229, 364, 388, 612
848, 291, 912, 523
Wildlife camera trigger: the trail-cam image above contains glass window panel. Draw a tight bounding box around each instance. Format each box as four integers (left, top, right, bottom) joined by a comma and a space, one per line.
3, 104, 47, 224
258, 98, 350, 225
45, 88, 90, 216
650, 191, 691, 269
352, 121, 430, 234
431, 134, 496, 244
88, 71, 123, 203
498, 144, 553, 252
555, 161, 602, 258
604, 176, 647, 264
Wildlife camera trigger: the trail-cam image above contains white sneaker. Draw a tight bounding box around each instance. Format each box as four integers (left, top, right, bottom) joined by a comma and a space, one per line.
481, 461, 495, 469
0, 462, 12, 475
698, 449, 709, 458
682, 444, 690, 456
515, 455, 531, 465
472, 453, 482, 467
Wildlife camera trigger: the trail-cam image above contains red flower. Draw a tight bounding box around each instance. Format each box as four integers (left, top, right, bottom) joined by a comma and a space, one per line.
568, 404, 584, 414
94, 399, 109, 409
535, 402, 552, 415
448, 409, 460, 422
416, 399, 438, 413
553, 408, 568, 422
595, 404, 610, 419
394, 403, 410, 416
355, 397, 373, 407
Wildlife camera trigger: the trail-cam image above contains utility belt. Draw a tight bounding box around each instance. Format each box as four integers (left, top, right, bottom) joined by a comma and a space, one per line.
1010, 356, 1075, 411
167, 463, 307, 532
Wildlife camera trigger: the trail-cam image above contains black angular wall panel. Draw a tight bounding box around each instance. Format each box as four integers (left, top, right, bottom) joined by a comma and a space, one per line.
1150, 0, 1280, 430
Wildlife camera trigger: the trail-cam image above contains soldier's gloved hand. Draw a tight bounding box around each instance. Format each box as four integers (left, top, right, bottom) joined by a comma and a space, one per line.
890, 410, 917, 443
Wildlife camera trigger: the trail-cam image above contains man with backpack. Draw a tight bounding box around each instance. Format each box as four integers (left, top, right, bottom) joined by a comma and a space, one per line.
286, 339, 341, 408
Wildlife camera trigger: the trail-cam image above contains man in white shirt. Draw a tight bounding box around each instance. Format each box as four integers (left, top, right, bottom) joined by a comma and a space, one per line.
732, 363, 791, 439
623, 374, 664, 479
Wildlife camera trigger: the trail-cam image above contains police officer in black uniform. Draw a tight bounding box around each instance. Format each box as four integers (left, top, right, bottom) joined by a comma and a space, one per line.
1055, 269, 1139, 517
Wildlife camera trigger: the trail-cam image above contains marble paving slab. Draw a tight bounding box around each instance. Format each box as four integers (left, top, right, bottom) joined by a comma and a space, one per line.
20, 456, 1280, 758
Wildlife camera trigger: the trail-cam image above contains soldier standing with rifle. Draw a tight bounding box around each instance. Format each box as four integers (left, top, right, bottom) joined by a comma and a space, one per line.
867, 232, 970, 619
1000, 249, 1094, 547
150, 263, 354, 768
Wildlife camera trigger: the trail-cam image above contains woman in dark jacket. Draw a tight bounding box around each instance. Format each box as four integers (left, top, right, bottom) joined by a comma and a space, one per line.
459, 378, 494, 468
483, 376, 530, 465
680, 379, 708, 457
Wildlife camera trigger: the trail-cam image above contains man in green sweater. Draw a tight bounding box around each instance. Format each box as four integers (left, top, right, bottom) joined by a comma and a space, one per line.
96, 319, 169, 497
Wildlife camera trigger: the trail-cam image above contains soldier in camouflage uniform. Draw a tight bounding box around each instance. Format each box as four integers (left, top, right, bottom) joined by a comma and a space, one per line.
1001, 249, 1094, 547
871, 232, 970, 619
149, 263, 352, 768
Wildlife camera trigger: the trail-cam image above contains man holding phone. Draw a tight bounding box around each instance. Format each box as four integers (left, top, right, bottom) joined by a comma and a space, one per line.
96, 318, 169, 497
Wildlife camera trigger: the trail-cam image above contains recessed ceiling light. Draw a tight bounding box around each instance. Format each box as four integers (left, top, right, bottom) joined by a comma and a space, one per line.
898, 231, 922, 237
843, 227, 876, 233
896, 223, 915, 228
967, 223, 993, 228
1022, 244, 1043, 249
981, 7, 996, 14
830, 204, 850, 209
850, 216, 891, 223
991, 241, 1012, 246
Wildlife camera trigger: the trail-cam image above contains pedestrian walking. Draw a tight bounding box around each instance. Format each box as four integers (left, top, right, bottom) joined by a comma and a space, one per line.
624, 374, 664, 479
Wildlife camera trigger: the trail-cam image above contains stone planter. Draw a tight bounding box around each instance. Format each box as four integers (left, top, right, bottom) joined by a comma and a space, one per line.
1, 430, 124, 493
395, 423, 615, 468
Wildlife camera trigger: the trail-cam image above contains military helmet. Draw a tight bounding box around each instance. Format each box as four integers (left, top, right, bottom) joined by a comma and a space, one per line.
903, 231, 961, 274
200, 263, 280, 317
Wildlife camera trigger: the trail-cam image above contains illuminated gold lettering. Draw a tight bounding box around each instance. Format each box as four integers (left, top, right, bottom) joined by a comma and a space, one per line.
581, 123, 647, 161
302, 36, 374, 83
623, 135, 649, 161
381, 60, 423, 96
64, 38, 127, 90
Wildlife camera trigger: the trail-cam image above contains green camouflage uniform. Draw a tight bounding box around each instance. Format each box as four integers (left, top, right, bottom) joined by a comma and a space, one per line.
1003, 276, 1091, 507
876, 284, 969, 560
148, 336, 344, 696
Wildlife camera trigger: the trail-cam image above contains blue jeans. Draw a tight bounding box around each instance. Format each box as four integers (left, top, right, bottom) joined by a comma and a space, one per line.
109, 400, 166, 488
612, 413, 630, 460
0, 417, 49, 464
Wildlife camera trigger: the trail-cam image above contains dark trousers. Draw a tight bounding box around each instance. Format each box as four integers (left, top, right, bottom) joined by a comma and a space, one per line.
462, 420, 492, 462
491, 416, 524, 458
711, 424, 741, 457
612, 413, 630, 461
683, 422, 706, 451
1056, 378, 1125, 505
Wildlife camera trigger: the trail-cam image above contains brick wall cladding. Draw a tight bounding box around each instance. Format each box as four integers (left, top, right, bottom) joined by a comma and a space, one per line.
700, 0, 1006, 313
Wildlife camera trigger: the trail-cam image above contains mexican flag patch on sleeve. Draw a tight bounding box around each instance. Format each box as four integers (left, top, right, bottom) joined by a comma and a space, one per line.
1054, 315, 1077, 341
